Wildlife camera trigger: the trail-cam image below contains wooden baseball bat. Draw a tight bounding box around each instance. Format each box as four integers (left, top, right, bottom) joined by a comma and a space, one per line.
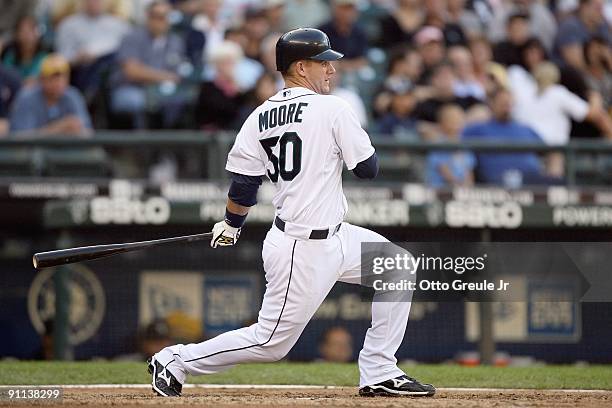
33, 232, 214, 269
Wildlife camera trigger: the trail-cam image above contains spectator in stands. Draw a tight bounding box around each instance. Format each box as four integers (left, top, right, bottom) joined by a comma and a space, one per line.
446, 0, 483, 39
483, 62, 509, 99
318, 0, 368, 72
469, 35, 494, 88
263, 0, 286, 33
223, 27, 265, 92
507, 38, 547, 108
9, 54, 92, 137
493, 11, 531, 67
412, 62, 482, 126
423, 0, 468, 47
56, 0, 130, 98
519, 38, 548, 73
554, 0, 610, 71
318, 326, 353, 363
426, 104, 475, 187
373, 46, 423, 118
0, 0, 36, 44
0, 66, 21, 137
583, 36, 612, 108
377, 0, 425, 49
51, 0, 132, 26
461, 87, 550, 186
171, 0, 206, 66
488, 0, 557, 51
197, 41, 244, 130
375, 84, 418, 137
555, 0, 580, 21
516, 62, 612, 176
448, 46, 486, 100
110, 0, 190, 129
192, 0, 227, 59
414, 26, 446, 84
283, 0, 328, 32
241, 6, 271, 61
1, 16, 48, 85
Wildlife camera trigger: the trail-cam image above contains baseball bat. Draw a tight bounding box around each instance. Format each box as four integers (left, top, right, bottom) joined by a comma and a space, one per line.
33, 232, 213, 269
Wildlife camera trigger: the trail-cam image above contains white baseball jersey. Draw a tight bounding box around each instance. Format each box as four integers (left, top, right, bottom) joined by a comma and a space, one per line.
225, 86, 375, 228
156, 86, 415, 389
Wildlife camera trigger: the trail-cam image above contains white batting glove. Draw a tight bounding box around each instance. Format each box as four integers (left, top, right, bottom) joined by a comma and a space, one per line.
211, 220, 241, 248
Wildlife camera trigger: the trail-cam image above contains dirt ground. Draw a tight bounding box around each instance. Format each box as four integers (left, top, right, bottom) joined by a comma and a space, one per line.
2, 387, 611, 408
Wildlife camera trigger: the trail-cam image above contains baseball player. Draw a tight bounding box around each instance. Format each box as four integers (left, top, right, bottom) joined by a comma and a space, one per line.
149, 28, 435, 398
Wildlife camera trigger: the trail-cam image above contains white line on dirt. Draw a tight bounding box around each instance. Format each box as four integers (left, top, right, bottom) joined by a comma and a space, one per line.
24, 384, 611, 393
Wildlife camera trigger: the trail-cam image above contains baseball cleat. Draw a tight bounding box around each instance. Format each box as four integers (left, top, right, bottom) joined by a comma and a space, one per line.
147, 357, 182, 397
359, 374, 436, 397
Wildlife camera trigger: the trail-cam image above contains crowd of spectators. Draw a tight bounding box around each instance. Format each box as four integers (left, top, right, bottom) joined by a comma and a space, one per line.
0, 0, 610, 186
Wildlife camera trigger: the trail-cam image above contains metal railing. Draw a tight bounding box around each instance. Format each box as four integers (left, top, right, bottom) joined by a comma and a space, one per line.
1, 131, 611, 185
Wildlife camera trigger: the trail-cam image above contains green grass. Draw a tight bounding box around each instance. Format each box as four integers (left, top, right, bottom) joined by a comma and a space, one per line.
1, 362, 611, 390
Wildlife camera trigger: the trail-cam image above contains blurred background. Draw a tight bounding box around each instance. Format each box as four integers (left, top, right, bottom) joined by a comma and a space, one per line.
0, 0, 610, 365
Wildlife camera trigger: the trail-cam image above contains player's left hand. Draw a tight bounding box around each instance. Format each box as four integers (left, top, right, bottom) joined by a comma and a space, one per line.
211, 220, 241, 248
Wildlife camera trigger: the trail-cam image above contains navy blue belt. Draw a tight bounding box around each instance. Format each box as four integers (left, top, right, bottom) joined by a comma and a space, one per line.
274, 217, 341, 240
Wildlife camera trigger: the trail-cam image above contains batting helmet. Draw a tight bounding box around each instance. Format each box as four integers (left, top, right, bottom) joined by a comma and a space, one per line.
275, 28, 344, 72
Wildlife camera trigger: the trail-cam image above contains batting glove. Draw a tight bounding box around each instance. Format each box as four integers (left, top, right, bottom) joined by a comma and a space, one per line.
211, 220, 241, 248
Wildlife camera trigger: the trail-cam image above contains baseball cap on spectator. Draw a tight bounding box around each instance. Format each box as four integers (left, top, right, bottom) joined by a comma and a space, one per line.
40, 54, 70, 77
415, 26, 444, 47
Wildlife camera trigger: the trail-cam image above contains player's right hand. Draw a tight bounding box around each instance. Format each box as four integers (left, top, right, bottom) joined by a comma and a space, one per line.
211, 220, 241, 248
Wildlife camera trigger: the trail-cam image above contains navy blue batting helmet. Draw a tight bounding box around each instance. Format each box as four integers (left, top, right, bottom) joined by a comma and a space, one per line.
275, 28, 344, 72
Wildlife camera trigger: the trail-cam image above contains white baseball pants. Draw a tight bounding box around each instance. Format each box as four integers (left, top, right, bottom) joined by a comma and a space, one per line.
155, 222, 413, 387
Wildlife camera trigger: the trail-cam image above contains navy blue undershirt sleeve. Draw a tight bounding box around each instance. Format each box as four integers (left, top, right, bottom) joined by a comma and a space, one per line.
352, 152, 379, 179
228, 172, 263, 207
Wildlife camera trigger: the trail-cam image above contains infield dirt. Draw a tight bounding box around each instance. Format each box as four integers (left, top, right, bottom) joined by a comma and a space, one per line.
2, 387, 611, 408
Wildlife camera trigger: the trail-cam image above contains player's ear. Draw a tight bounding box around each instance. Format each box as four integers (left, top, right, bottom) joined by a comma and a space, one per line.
295, 60, 308, 78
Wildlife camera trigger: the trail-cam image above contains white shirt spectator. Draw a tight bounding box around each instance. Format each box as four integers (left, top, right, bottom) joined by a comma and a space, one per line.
193, 19, 221, 58
515, 85, 589, 145
508, 64, 537, 106
56, 12, 129, 62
